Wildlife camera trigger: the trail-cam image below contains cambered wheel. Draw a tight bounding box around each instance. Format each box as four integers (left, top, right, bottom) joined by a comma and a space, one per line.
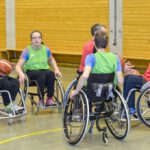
137, 87, 150, 128
105, 89, 130, 140
63, 90, 89, 145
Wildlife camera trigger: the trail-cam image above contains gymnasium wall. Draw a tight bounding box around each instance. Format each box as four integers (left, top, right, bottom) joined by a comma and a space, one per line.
123, 0, 150, 60
15, 0, 108, 54
0, 0, 6, 49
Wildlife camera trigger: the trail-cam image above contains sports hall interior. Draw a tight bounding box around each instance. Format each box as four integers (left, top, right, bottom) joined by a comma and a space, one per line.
0, 0, 150, 150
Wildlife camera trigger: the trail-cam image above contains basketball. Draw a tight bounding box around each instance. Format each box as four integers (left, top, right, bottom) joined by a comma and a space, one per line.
0, 59, 13, 75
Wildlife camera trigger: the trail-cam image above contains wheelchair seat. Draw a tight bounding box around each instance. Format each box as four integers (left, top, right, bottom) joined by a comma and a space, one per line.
29, 80, 39, 87
87, 73, 115, 102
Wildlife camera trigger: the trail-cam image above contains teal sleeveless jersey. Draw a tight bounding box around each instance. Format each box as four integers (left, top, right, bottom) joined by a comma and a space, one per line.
24, 44, 49, 71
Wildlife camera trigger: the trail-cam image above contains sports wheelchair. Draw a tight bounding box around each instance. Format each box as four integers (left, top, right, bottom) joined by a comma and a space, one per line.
0, 88, 27, 125
24, 74, 65, 114
126, 81, 150, 128
63, 73, 130, 145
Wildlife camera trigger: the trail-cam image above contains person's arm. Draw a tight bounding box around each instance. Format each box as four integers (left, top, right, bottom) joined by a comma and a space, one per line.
16, 48, 28, 84
48, 56, 62, 77
116, 71, 124, 85
16, 58, 26, 84
70, 54, 94, 99
116, 57, 124, 85
70, 66, 92, 99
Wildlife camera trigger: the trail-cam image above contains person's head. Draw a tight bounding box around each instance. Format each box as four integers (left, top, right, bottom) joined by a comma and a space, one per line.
94, 31, 108, 49
91, 24, 106, 36
30, 30, 43, 48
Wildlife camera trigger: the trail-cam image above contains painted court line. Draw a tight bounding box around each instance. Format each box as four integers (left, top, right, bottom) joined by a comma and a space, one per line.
0, 128, 62, 144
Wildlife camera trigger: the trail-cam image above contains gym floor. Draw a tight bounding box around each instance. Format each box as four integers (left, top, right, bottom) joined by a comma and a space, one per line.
0, 67, 150, 150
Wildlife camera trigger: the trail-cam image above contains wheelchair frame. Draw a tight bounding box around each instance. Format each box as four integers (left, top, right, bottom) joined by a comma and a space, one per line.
0, 89, 27, 125
63, 78, 130, 145
126, 81, 150, 128
24, 74, 65, 114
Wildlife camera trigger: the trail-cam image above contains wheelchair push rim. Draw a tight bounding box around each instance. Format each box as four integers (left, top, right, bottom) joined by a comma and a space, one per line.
53, 77, 65, 112
63, 90, 89, 145
63, 79, 77, 107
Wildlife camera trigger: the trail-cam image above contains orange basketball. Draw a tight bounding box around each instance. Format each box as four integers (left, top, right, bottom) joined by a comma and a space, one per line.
0, 59, 13, 75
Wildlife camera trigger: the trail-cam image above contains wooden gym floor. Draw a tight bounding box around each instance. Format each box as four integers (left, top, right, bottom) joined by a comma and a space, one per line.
0, 67, 150, 150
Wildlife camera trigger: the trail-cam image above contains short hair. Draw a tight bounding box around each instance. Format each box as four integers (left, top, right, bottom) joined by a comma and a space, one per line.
30, 30, 42, 40
91, 24, 105, 36
94, 31, 108, 49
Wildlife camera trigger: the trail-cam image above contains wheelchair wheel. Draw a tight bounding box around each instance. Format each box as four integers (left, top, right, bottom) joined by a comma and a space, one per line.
105, 89, 130, 140
53, 77, 65, 112
14, 78, 28, 111
137, 87, 150, 128
63, 90, 89, 145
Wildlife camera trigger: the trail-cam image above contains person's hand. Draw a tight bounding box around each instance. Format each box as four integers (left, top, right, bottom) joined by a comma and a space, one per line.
124, 61, 140, 75
124, 61, 135, 71
124, 61, 137, 75
70, 90, 78, 100
131, 70, 140, 75
19, 73, 26, 85
54, 70, 62, 78
125, 69, 140, 76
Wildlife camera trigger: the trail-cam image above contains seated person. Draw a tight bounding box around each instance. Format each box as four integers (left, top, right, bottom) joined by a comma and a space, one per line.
78, 23, 126, 74
0, 61, 23, 112
123, 62, 150, 115
16, 30, 62, 107
79, 23, 107, 72
70, 31, 123, 100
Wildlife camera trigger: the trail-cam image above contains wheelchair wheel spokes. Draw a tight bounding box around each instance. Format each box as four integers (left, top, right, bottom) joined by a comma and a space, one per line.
63, 90, 89, 145
53, 78, 64, 112
137, 87, 150, 128
105, 89, 130, 140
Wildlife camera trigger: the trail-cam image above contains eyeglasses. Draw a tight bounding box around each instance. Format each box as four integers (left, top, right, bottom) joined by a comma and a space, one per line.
32, 36, 41, 40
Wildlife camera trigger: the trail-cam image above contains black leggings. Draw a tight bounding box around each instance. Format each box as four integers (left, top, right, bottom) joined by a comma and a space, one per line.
0, 76, 20, 106
26, 69, 55, 99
